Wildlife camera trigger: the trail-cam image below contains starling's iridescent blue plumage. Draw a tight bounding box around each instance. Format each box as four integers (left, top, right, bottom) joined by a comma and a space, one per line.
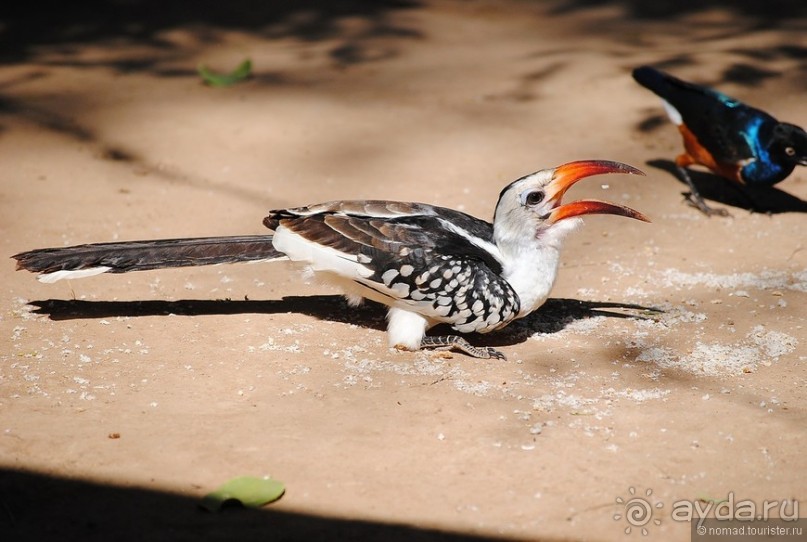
633, 66, 807, 215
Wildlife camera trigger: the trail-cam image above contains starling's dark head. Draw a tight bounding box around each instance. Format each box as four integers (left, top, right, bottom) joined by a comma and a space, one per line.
772, 123, 807, 167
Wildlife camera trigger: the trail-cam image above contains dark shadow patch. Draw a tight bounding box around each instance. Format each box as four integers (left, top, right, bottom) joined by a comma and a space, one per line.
721, 63, 780, 87
635, 113, 667, 133
97, 145, 138, 163
0, 467, 533, 542
775, 44, 807, 60
0, 98, 96, 142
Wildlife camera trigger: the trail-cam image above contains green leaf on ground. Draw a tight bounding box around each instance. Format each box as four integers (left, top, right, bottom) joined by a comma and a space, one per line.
197, 59, 252, 87
199, 475, 285, 511
696, 495, 729, 505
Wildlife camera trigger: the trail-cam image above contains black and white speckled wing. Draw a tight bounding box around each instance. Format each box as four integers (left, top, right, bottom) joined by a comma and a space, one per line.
263, 201, 521, 333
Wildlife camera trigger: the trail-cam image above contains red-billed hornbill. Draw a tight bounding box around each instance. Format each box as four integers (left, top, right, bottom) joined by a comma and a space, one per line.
13, 160, 649, 359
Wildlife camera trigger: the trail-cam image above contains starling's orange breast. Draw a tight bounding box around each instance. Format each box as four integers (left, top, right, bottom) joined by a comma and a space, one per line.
676, 124, 744, 183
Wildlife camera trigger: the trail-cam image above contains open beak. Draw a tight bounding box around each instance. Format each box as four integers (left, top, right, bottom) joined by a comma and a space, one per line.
545, 160, 650, 223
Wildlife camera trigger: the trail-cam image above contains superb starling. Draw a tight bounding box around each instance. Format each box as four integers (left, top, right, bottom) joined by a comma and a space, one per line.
633, 65, 807, 216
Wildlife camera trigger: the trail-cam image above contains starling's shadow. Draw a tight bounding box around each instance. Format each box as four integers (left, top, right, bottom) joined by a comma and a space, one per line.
647, 159, 807, 214
29, 296, 660, 349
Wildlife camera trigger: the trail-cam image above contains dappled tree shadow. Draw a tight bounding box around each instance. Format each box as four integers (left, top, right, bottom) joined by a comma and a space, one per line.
497, 2, 806, 110
0, 2, 428, 203
0, 1, 422, 67
1, 1, 804, 210
629, 57, 801, 92
549, 0, 807, 22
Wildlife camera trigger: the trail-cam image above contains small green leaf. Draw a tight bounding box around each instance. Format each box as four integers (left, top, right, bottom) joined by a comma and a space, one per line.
199, 476, 285, 512
197, 59, 252, 87
696, 495, 728, 505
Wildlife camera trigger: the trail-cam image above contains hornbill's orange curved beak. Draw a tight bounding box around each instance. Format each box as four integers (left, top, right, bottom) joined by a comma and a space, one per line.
544, 160, 651, 223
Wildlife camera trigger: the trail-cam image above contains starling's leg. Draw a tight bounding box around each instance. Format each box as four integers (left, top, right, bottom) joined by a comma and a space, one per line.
676, 166, 730, 217
421, 336, 506, 360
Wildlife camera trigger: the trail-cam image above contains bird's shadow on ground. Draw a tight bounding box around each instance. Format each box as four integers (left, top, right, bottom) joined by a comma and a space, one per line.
28, 296, 660, 349
446, 298, 661, 350
647, 159, 807, 214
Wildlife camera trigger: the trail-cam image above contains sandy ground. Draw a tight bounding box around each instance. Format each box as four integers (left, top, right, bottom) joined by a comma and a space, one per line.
2, 1, 806, 541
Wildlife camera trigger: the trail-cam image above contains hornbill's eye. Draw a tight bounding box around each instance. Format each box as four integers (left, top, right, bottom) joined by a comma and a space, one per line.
785, 146, 796, 157
524, 191, 544, 206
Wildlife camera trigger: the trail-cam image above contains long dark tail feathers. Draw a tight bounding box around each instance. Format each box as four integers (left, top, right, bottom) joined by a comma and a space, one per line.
13, 235, 283, 283
632, 65, 715, 99
632, 66, 673, 94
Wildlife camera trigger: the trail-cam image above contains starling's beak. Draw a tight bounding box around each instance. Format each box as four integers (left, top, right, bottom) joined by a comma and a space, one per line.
545, 160, 650, 223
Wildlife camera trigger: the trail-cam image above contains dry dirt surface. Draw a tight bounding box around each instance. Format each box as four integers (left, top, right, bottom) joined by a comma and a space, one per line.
2, 1, 806, 541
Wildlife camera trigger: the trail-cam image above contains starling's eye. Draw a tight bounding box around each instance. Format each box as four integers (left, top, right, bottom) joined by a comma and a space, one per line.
523, 190, 545, 206
785, 146, 796, 156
